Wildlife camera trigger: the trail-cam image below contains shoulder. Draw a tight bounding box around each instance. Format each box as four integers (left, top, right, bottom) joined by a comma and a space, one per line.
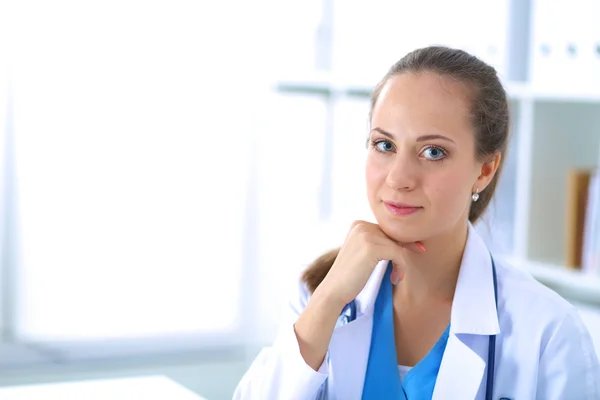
495, 258, 600, 392
494, 257, 599, 360
494, 257, 577, 325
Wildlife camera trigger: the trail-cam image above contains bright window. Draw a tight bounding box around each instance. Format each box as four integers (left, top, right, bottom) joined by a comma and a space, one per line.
9, 0, 256, 341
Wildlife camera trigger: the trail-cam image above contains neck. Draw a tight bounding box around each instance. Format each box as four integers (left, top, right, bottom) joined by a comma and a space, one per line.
394, 222, 469, 305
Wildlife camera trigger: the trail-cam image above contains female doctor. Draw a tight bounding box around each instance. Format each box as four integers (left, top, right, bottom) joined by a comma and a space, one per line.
233, 46, 600, 399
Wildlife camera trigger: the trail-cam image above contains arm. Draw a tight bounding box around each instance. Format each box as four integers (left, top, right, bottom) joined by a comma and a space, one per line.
232, 280, 341, 400
536, 308, 600, 399
294, 286, 347, 370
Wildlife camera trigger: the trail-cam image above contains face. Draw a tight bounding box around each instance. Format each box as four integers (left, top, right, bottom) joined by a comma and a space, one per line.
366, 71, 498, 243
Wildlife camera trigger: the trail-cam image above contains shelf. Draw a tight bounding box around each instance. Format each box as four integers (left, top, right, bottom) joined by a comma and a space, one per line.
275, 74, 531, 99
274, 72, 335, 95
275, 73, 600, 104
526, 85, 600, 103
506, 256, 600, 306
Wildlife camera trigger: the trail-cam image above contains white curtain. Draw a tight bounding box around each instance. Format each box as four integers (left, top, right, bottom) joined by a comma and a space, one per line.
8, 0, 266, 342
0, 2, 9, 336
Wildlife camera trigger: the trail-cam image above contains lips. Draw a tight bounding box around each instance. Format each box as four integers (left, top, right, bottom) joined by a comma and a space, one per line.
383, 201, 422, 216
385, 201, 420, 208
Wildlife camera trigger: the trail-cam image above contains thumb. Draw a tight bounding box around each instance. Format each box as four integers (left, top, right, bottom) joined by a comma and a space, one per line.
390, 262, 404, 285
389, 241, 425, 285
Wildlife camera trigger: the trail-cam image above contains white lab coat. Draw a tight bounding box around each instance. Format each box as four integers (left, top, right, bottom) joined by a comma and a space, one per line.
233, 224, 600, 399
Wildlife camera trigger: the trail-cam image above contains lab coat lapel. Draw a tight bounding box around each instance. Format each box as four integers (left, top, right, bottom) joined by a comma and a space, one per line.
327, 260, 388, 400
433, 224, 500, 399
433, 333, 487, 399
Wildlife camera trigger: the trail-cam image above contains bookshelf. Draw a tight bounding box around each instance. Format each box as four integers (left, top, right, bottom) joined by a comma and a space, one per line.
276, 75, 600, 104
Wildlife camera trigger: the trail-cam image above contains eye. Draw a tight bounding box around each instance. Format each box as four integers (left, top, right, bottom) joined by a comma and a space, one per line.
374, 140, 395, 153
421, 145, 447, 161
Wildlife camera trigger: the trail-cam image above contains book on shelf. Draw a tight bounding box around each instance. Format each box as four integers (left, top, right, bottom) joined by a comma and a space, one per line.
568, 166, 600, 275
565, 168, 593, 269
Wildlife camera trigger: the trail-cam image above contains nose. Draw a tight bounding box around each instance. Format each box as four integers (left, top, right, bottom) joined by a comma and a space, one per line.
385, 151, 418, 191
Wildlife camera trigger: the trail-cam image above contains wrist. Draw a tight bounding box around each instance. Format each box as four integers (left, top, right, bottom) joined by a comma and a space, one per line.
312, 284, 347, 316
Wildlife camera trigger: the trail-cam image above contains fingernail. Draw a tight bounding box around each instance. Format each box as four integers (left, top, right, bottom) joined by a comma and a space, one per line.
393, 272, 404, 285
417, 242, 426, 252
391, 269, 399, 285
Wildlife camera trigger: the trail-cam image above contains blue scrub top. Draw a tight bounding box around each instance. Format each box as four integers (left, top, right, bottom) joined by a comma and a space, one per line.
361, 263, 449, 399
401, 324, 449, 399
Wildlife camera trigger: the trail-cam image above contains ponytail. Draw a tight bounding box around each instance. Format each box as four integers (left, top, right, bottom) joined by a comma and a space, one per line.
301, 247, 340, 294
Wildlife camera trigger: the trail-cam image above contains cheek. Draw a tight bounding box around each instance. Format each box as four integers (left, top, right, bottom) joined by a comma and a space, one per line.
365, 155, 387, 193
426, 167, 472, 210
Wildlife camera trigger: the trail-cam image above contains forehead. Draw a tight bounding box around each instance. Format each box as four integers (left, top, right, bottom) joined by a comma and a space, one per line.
371, 72, 474, 137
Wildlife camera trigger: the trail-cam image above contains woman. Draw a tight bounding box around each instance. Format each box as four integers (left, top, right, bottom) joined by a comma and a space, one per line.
233, 46, 600, 399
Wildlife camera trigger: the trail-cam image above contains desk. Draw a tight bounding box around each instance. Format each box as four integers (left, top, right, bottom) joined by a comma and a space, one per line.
0, 375, 207, 400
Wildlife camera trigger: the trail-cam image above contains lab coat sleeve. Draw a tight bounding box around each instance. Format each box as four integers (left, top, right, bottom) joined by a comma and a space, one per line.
232, 280, 330, 400
536, 307, 600, 399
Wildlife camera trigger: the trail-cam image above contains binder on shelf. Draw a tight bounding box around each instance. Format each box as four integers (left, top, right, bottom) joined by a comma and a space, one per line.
530, 0, 599, 93
565, 168, 593, 269
529, 0, 561, 88
582, 169, 600, 274
593, 0, 600, 89
560, 0, 593, 91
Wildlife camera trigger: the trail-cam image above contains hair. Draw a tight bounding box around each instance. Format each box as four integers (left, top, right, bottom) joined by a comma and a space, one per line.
301, 46, 511, 293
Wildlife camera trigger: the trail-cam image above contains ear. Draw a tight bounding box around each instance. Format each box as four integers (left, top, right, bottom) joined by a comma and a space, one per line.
474, 152, 502, 192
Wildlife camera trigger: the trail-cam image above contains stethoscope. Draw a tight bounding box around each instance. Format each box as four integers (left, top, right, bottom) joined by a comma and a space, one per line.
339, 254, 500, 400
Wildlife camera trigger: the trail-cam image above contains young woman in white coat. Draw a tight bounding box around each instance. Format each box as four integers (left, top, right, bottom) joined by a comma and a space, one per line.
233, 46, 600, 400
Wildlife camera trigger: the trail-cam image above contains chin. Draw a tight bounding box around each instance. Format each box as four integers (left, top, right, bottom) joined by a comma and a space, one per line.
376, 216, 427, 244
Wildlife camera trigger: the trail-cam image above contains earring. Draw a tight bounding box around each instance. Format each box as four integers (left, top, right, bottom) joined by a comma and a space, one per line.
472, 188, 480, 202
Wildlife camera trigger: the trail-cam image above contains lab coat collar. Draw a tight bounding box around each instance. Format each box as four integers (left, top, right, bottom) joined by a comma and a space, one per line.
434, 223, 501, 399
326, 260, 387, 399
450, 222, 500, 336
354, 259, 389, 319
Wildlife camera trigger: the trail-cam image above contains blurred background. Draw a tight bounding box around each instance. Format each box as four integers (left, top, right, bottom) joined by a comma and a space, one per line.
0, 0, 600, 399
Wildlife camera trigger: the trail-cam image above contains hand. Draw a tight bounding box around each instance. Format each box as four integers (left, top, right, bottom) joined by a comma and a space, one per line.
317, 220, 425, 308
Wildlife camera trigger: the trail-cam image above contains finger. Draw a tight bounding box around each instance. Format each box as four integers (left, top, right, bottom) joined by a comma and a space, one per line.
374, 224, 425, 254
374, 244, 405, 285
381, 235, 425, 254
350, 220, 372, 230
390, 262, 405, 285
402, 241, 426, 253
346, 220, 370, 240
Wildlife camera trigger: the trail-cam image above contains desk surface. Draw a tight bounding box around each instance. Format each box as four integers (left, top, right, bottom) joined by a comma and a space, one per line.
0, 375, 207, 400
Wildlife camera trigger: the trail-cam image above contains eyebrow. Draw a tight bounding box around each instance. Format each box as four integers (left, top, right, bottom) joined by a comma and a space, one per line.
370, 127, 456, 144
